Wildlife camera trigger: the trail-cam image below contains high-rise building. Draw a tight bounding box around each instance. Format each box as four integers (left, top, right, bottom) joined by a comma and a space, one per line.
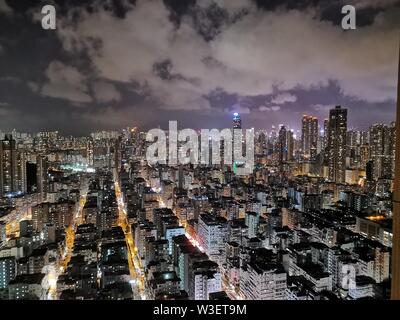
197, 214, 227, 262
374, 247, 390, 284
0, 257, 16, 289
87, 140, 94, 167
301, 115, 318, 159
323, 119, 329, 150
31, 202, 49, 232
16, 151, 27, 194
327, 106, 347, 183
240, 260, 287, 300
19, 220, 34, 238
245, 211, 259, 238
36, 155, 48, 203
287, 130, 294, 161
8, 274, 46, 300
366, 161, 374, 182
346, 130, 362, 168
278, 125, 288, 167
233, 113, 242, 129
165, 226, 185, 255
0, 135, 17, 197
369, 123, 395, 180
0, 135, 26, 198
192, 261, 222, 300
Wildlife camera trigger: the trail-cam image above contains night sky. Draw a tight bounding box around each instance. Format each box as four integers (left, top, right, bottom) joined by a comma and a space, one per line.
0, 0, 399, 135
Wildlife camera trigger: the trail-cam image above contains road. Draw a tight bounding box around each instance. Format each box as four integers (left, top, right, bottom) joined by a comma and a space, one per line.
1, 203, 34, 239
52, 180, 88, 299
113, 170, 146, 299
222, 274, 242, 300
60, 191, 88, 271
114, 167, 240, 300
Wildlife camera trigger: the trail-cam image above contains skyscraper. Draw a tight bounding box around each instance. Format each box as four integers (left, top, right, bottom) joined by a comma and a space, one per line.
323, 119, 329, 150
369, 123, 396, 180
301, 115, 318, 159
287, 130, 294, 161
16, 151, 27, 194
327, 106, 347, 183
36, 155, 48, 203
233, 113, 242, 129
278, 125, 288, 169
0, 135, 17, 198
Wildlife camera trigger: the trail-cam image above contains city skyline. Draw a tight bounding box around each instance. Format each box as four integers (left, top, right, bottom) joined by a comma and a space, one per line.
0, 0, 399, 135
1, 0, 400, 304
0, 95, 398, 301
0, 106, 396, 138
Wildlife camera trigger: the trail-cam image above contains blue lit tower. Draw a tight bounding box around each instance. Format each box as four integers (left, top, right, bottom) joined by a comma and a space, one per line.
232, 113, 244, 175
233, 113, 242, 129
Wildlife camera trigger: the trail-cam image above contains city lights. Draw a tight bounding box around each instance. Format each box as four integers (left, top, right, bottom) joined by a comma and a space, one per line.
0, 0, 399, 306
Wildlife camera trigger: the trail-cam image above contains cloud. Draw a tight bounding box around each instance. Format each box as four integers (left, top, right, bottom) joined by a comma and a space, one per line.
271, 106, 281, 111
259, 105, 281, 112
0, 0, 12, 13
271, 93, 297, 104
198, 0, 251, 12
28, 82, 40, 93
52, 0, 398, 113
0, 76, 20, 83
313, 104, 333, 112
92, 81, 121, 103
227, 103, 251, 114
346, 0, 400, 9
0, 102, 11, 116
41, 61, 92, 104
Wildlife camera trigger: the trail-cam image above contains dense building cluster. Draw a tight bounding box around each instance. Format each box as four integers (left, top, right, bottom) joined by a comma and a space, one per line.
0, 105, 396, 300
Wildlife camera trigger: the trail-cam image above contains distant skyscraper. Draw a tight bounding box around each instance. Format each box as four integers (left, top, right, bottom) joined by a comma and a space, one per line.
366, 160, 374, 182
233, 113, 242, 129
327, 106, 347, 183
0, 135, 17, 197
232, 113, 244, 172
301, 115, 318, 159
16, 151, 27, 194
323, 119, 329, 150
36, 155, 48, 203
87, 140, 94, 167
287, 130, 294, 161
278, 125, 288, 169
369, 123, 395, 180
178, 165, 184, 190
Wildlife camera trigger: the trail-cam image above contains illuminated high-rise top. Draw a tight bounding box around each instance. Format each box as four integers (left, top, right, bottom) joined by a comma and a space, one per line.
327, 105, 347, 183
233, 113, 242, 129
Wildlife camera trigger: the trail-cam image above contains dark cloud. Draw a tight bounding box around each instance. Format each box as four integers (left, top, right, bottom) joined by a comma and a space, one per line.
0, 0, 399, 135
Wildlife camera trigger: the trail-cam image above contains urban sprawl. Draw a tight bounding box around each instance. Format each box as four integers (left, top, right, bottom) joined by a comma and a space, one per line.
0, 105, 395, 300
